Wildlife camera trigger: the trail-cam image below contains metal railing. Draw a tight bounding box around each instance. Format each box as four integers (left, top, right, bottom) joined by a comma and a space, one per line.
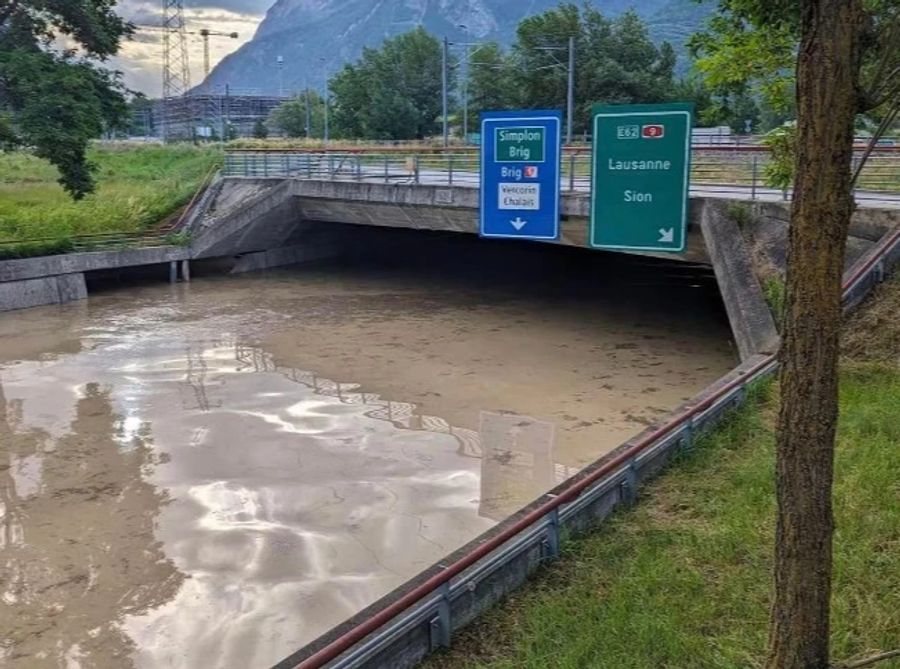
0, 229, 180, 259
222, 148, 900, 199
279, 218, 900, 669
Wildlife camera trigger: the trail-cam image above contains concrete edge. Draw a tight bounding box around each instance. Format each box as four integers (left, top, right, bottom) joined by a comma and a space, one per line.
190, 179, 296, 258
700, 199, 780, 360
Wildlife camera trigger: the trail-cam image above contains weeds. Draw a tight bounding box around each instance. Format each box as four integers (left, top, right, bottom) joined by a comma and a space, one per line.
0, 143, 221, 259
763, 275, 786, 327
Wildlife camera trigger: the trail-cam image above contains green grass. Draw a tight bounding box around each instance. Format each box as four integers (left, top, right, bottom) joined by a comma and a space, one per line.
428, 357, 900, 667
0, 143, 222, 258
762, 276, 786, 328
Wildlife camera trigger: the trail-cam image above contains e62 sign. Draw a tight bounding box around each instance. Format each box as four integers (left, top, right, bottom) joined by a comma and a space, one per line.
590, 102, 693, 253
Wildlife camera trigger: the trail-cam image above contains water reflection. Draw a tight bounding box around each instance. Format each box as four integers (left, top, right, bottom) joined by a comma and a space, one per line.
0, 333, 710, 669
117, 340, 569, 667
0, 262, 734, 668
234, 343, 483, 457
228, 345, 575, 521
479, 412, 558, 521
0, 378, 181, 668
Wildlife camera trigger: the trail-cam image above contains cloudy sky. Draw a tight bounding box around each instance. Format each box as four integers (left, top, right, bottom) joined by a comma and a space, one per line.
112, 0, 275, 97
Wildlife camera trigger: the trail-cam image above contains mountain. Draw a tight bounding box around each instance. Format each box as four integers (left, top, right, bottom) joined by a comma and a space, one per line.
203, 0, 712, 96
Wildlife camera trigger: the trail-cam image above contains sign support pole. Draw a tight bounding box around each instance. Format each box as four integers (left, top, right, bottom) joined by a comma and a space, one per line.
566, 36, 574, 145
442, 37, 449, 147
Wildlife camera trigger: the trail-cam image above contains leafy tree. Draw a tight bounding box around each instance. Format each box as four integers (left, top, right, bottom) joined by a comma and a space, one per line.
672, 77, 728, 126
690, 0, 899, 148
0, 0, 131, 199
126, 94, 154, 137
267, 91, 324, 138
329, 27, 446, 140
511, 4, 677, 134
694, 1, 900, 667
328, 64, 369, 139
512, 4, 581, 121
252, 119, 268, 139
466, 42, 520, 133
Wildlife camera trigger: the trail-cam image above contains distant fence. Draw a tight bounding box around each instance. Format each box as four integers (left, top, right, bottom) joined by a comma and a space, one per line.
222, 147, 900, 198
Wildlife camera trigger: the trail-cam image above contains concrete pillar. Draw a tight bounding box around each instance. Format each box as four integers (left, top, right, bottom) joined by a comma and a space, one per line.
181, 259, 191, 282
169, 261, 178, 283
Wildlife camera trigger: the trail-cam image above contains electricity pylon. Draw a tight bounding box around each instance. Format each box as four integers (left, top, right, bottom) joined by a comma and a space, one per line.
161, 0, 190, 140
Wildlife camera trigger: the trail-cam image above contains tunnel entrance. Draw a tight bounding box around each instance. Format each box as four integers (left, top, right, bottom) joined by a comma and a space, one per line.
307, 222, 730, 325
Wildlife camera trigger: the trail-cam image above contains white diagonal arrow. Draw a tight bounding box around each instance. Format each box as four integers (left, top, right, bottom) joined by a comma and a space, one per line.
511, 217, 528, 231
658, 228, 675, 243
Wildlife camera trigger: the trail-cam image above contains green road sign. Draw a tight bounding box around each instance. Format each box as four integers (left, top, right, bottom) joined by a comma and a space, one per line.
590, 103, 693, 252
494, 126, 545, 162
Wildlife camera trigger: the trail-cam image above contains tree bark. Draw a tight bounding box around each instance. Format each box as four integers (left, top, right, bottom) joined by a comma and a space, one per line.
765, 1, 862, 668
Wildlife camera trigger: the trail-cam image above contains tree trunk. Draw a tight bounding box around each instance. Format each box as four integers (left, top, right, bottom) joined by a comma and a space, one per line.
765, 1, 862, 668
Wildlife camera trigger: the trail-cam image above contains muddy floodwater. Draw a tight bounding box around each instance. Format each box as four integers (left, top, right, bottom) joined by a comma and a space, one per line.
0, 236, 736, 668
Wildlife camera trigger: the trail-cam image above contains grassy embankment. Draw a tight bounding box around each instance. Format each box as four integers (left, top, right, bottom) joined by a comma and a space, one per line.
428, 275, 900, 669
0, 143, 221, 259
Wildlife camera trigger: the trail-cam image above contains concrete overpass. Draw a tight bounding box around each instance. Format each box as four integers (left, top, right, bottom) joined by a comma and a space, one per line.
184, 152, 899, 362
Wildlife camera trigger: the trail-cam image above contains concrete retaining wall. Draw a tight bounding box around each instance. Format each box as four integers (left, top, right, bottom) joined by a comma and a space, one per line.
700, 200, 780, 361
742, 200, 895, 280
231, 240, 342, 273
0, 273, 87, 312
0, 246, 188, 313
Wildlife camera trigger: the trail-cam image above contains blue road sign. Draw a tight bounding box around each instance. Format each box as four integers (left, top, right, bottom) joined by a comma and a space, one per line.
480, 110, 562, 240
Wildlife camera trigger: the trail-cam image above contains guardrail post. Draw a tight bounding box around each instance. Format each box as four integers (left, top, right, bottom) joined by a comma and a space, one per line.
541, 507, 561, 560
681, 418, 695, 452
263, 154, 269, 177
428, 582, 451, 650
568, 154, 576, 192
307, 155, 312, 179
448, 155, 454, 185
242, 156, 248, 178
751, 156, 758, 200
384, 155, 389, 183
619, 461, 638, 507
282, 153, 288, 177
356, 157, 362, 179
414, 155, 420, 184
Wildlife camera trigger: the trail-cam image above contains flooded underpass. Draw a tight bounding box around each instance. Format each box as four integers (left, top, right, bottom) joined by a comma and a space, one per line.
0, 230, 736, 668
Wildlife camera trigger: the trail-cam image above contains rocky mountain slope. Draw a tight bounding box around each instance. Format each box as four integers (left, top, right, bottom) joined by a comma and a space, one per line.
204, 0, 711, 95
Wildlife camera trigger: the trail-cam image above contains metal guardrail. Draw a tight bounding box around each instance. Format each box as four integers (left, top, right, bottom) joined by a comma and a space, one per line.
280, 220, 900, 669
0, 230, 178, 257
222, 149, 900, 197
